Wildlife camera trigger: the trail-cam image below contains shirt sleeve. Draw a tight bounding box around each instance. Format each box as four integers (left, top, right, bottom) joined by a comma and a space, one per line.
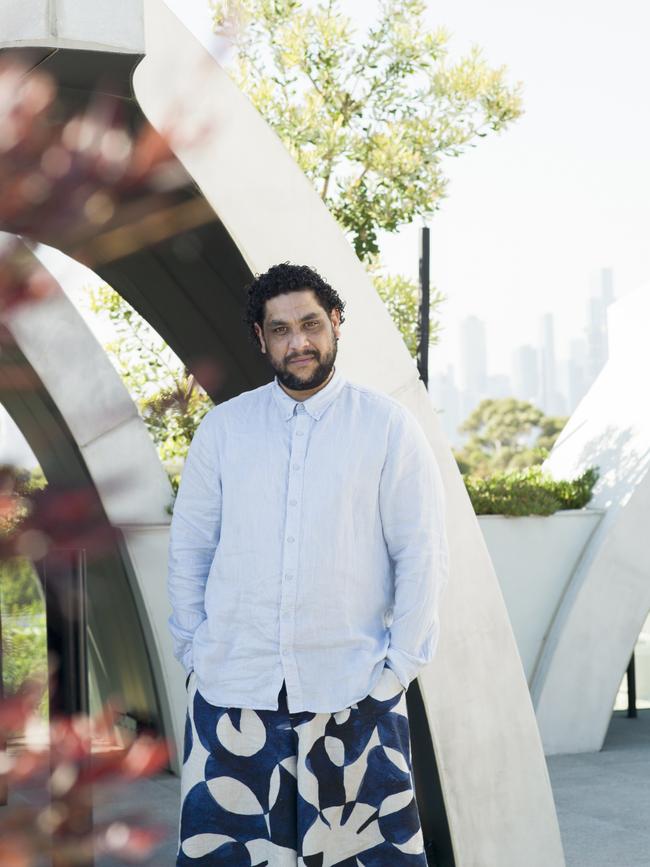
167, 409, 222, 676
379, 403, 450, 689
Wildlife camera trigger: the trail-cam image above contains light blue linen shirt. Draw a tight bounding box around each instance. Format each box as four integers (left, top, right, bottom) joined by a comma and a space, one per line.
166, 364, 449, 713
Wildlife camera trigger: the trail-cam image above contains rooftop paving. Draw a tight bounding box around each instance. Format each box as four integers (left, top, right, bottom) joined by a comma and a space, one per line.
4, 707, 649, 865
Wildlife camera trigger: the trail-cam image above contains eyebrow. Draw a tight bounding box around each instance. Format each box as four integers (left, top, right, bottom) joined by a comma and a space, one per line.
267, 312, 323, 326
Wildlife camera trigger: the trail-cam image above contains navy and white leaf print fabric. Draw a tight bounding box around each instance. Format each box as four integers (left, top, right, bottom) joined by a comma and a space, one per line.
177, 663, 427, 865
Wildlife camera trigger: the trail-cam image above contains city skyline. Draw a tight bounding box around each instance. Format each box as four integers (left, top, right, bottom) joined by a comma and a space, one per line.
169, 0, 650, 382
431, 267, 616, 445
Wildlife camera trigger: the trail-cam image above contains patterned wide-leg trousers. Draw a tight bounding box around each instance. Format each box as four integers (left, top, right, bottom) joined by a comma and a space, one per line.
176, 662, 427, 866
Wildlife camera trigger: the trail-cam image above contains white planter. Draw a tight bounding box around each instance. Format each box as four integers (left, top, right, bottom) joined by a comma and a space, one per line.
478, 508, 604, 684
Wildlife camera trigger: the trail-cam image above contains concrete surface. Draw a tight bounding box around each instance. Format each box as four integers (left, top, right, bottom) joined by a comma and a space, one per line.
81, 708, 650, 867
479, 508, 604, 682
536, 283, 650, 755
547, 708, 650, 867
5, 709, 647, 865
0, 0, 143, 52
0, 245, 183, 771
91, 706, 650, 866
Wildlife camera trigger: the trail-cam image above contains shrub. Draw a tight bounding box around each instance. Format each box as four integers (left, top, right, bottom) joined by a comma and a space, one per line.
464, 465, 600, 516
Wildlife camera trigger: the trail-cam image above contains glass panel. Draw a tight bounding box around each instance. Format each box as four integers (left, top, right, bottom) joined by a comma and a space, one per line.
0, 555, 49, 751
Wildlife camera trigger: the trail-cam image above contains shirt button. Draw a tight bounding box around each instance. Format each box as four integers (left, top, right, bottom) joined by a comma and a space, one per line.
282, 610, 291, 618
285, 573, 293, 580
289, 499, 297, 506
287, 536, 295, 543
292, 463, 300, 470
296, 430, 304, 436
282, 649, 290, 656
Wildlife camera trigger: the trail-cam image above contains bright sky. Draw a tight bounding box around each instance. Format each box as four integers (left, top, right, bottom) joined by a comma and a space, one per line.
373, 0, 650, 380
167, 0, 650, 381
43, 0, 650, 383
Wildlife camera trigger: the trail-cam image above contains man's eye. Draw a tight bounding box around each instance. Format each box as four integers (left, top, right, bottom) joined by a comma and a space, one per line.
306, 321, 320, 328
273, 327, 287, 334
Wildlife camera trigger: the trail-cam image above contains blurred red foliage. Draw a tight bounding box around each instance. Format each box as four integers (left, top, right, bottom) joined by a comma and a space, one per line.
0, 55, 210, 864
0, 674, 174, 865
0, 56, 213, 313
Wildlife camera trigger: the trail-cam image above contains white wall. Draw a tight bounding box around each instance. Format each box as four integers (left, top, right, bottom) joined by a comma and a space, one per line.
0, 0, 143, 52
534, 282, 650, 753
479, 509, 604, 682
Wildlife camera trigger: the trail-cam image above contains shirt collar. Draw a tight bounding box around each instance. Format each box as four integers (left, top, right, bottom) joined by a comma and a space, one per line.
272, 365, 346, 421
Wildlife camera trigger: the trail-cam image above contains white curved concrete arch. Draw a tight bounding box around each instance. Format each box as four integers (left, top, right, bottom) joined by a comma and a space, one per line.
535, 283, 650, 754
2, 0, 143, 53
132, 4, 565, 865
0, 237, 186, 765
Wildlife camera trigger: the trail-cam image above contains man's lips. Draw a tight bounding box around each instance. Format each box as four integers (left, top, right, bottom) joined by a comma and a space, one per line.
289, 356, 316, 365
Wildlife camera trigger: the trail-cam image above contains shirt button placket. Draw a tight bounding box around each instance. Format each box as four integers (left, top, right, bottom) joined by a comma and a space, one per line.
280, 402, 308, 709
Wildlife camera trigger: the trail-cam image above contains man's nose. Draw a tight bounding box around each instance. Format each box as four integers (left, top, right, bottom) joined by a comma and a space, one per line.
288, 331, 312, 353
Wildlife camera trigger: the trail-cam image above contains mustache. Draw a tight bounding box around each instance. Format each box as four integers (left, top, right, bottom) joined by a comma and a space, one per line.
287, 353, 317, 362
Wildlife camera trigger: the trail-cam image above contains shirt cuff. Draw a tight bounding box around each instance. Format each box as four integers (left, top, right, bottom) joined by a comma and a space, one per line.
181, 647, 193, 677
384, 648, 423, 690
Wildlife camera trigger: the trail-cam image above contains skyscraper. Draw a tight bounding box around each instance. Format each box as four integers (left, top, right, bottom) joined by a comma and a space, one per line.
512, 344, 539, 404
566, 337, 588, 411
538, 313, 557, 413
428, 363, 462, 446
585, 267, 615, 383
459, 315, 488, 420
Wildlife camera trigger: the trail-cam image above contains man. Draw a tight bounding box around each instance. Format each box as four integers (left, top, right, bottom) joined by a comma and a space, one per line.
168, 263, 449, 865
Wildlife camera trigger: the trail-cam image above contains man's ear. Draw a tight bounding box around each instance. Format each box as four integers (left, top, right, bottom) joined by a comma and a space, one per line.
254, 322, 267, 354
331, 309, 342, 341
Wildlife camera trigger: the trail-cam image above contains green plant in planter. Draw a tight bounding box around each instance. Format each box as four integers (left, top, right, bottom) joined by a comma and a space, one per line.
465, 465, 600, 516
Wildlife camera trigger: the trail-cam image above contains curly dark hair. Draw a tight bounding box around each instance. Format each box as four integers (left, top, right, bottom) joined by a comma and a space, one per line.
243, 262, 346, 347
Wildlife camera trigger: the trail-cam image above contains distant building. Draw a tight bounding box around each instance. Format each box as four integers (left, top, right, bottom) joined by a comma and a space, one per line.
459, 315, 488, 420
512, 344, 539, 404
487, 373, 511, 399
585, 266, 615, 384
428, 363, 462, 446
565, 337, 589, 411
537, 313, 565, 415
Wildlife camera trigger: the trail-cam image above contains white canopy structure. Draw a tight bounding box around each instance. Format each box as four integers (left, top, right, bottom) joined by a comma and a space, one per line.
536, 283, 650, 754
0, 2, 566, 864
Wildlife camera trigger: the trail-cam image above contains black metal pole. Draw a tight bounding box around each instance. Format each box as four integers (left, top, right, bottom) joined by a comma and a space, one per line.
417, 226, 430, 388
40, 548, 90, 719
627, 652, 637, 718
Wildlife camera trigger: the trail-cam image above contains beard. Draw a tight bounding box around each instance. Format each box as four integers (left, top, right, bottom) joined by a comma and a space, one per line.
271, 334, 338, 392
